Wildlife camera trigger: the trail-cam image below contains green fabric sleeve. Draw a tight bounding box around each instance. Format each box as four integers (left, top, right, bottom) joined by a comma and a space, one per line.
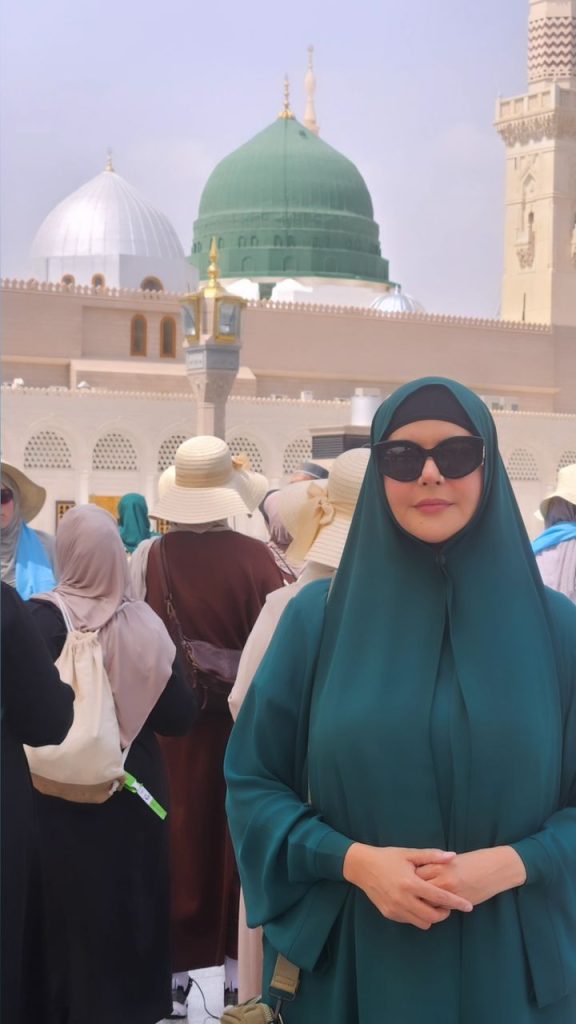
225, 579, 353, 970
512, 824, 570, 886
511, 589, 576, 1008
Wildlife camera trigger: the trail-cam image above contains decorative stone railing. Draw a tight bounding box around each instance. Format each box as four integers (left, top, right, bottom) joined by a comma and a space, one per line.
0, 278, 183, 300
245, 299, 551, 332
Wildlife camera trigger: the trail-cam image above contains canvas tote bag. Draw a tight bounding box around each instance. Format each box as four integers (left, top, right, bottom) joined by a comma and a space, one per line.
25, 595, 127, 803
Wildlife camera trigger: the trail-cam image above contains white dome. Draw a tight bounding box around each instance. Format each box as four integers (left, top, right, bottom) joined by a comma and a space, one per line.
30, 159, 191, 292
370, 288, 425, 314
32, 164, 184, 261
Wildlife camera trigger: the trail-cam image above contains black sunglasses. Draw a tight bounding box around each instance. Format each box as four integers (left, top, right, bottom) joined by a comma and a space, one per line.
0, 487, 14, 505
372, 436, 485, 482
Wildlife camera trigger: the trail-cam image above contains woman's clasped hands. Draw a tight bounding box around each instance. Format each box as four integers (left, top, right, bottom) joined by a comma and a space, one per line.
343, 844, 527, 931
343, 844, 473, 931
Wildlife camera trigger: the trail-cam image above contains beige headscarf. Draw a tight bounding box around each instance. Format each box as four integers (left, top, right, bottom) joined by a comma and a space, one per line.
34, 504, 176, 747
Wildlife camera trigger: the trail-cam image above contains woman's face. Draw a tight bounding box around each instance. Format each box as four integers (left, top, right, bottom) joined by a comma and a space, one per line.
0, 487, 16, 528
382, 419, 483, 544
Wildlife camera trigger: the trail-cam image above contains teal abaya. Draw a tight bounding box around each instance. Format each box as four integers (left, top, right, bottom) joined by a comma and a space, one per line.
225, 378, 576, 1023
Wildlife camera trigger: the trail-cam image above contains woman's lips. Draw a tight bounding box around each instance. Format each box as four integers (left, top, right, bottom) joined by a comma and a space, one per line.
414, 500, 453, 513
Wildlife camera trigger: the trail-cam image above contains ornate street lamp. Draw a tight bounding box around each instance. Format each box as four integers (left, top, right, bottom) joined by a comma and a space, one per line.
180, 238, 246, 437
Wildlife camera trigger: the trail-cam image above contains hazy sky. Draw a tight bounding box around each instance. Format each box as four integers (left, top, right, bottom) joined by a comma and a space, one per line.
1, 0, 529, 317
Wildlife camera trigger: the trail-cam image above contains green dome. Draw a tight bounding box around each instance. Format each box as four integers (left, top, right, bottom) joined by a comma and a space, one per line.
190, 117, 389, 286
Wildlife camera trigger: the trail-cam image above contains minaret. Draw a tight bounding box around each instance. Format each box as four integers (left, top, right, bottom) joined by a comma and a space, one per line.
304, 45, 320, 134
528, 0, 576, 91
496, 0, 576, 325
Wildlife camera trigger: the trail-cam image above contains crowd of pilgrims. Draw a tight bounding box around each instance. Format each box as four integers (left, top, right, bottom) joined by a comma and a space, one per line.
2, 376, 576, 1024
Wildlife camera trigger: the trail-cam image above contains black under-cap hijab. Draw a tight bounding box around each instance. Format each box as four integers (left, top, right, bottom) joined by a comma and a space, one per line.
384, 383, 477, 438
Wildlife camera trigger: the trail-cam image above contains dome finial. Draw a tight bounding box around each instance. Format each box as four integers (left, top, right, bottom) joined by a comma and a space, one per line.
105, 149, 114, 172
304, 45, 320, 135
202, 236, 225, 297
278, 74, 295, 120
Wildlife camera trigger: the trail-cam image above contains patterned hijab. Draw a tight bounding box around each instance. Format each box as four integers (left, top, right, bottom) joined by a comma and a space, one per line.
35, 504, 176, 746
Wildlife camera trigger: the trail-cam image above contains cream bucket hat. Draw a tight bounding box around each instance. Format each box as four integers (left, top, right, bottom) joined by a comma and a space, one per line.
1, 462, 47, 523
151, 437, 268, 525
277, 448, 370, 570
536, 464, 576, 521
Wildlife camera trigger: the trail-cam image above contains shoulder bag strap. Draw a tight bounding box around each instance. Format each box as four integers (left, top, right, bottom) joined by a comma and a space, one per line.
268, 953, 300, 1015
157, 535, 177, 618
155, 535, 189, 648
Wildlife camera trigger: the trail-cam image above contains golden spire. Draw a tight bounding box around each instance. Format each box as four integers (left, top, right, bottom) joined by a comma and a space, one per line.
278, 74, 295, 120
202, 237, 226, 297
105, 149, 114, 172
303, 45, 319, 135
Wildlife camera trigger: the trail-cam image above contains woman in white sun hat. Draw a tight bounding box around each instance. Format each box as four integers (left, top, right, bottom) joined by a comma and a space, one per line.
140, 435, 284, 1011
1, 462, 56, 599
228, 446, 370, 1002
532, 463, 576, 603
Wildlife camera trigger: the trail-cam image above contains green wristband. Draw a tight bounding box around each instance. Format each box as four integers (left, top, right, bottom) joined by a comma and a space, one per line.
123, 772, 167, 820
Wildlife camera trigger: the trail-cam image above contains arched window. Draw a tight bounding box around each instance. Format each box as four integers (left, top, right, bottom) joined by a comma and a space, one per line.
160, 316, 176, 358
238, 236, 247, 248
274, 235, 283, 247
92, 273, 106, 288
227, 436, 264, 473
157, 434, 188, 472
506, 448, 539, 482
557, 451, 576, 472
130, 315, 147, 356
250, 235, 258, 246
140, 276, 163, 292
217, 237, 224, 249
241, 257, 254, 272
24, 430, 73, 470
287, 235, 295, 247
92, 433, 139, 471
283, 436, 313, 475
61, 274, 75, 285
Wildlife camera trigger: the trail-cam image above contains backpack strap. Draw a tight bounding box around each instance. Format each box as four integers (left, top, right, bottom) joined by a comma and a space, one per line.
54, 593, 76, 635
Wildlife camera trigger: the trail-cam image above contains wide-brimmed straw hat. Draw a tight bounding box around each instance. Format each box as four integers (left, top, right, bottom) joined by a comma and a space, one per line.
1, 462, 47, 523
536, 464, 576, 521
151, 436, 268, 525
277, 448, 370, 570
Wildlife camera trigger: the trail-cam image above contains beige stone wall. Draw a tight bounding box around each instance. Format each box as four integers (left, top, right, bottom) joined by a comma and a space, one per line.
3, 284, 85, 358
239, 303, 559, 410
1, 280, 185, 364
2, 281, 574, 413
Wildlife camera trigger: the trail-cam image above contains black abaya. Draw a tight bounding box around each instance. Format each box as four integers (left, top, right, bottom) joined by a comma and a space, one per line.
27, 598, 198, 1024
1, 583, 74, 1023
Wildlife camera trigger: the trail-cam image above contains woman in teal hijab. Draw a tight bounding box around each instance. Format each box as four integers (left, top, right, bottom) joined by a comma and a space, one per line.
117, 493, 157, 555
225, 377, 576, 1023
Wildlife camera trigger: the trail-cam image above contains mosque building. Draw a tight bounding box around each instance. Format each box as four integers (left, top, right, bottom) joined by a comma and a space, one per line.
29, 153, 192, 294
190, 53, 394, 309
2, 0, 576, 538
